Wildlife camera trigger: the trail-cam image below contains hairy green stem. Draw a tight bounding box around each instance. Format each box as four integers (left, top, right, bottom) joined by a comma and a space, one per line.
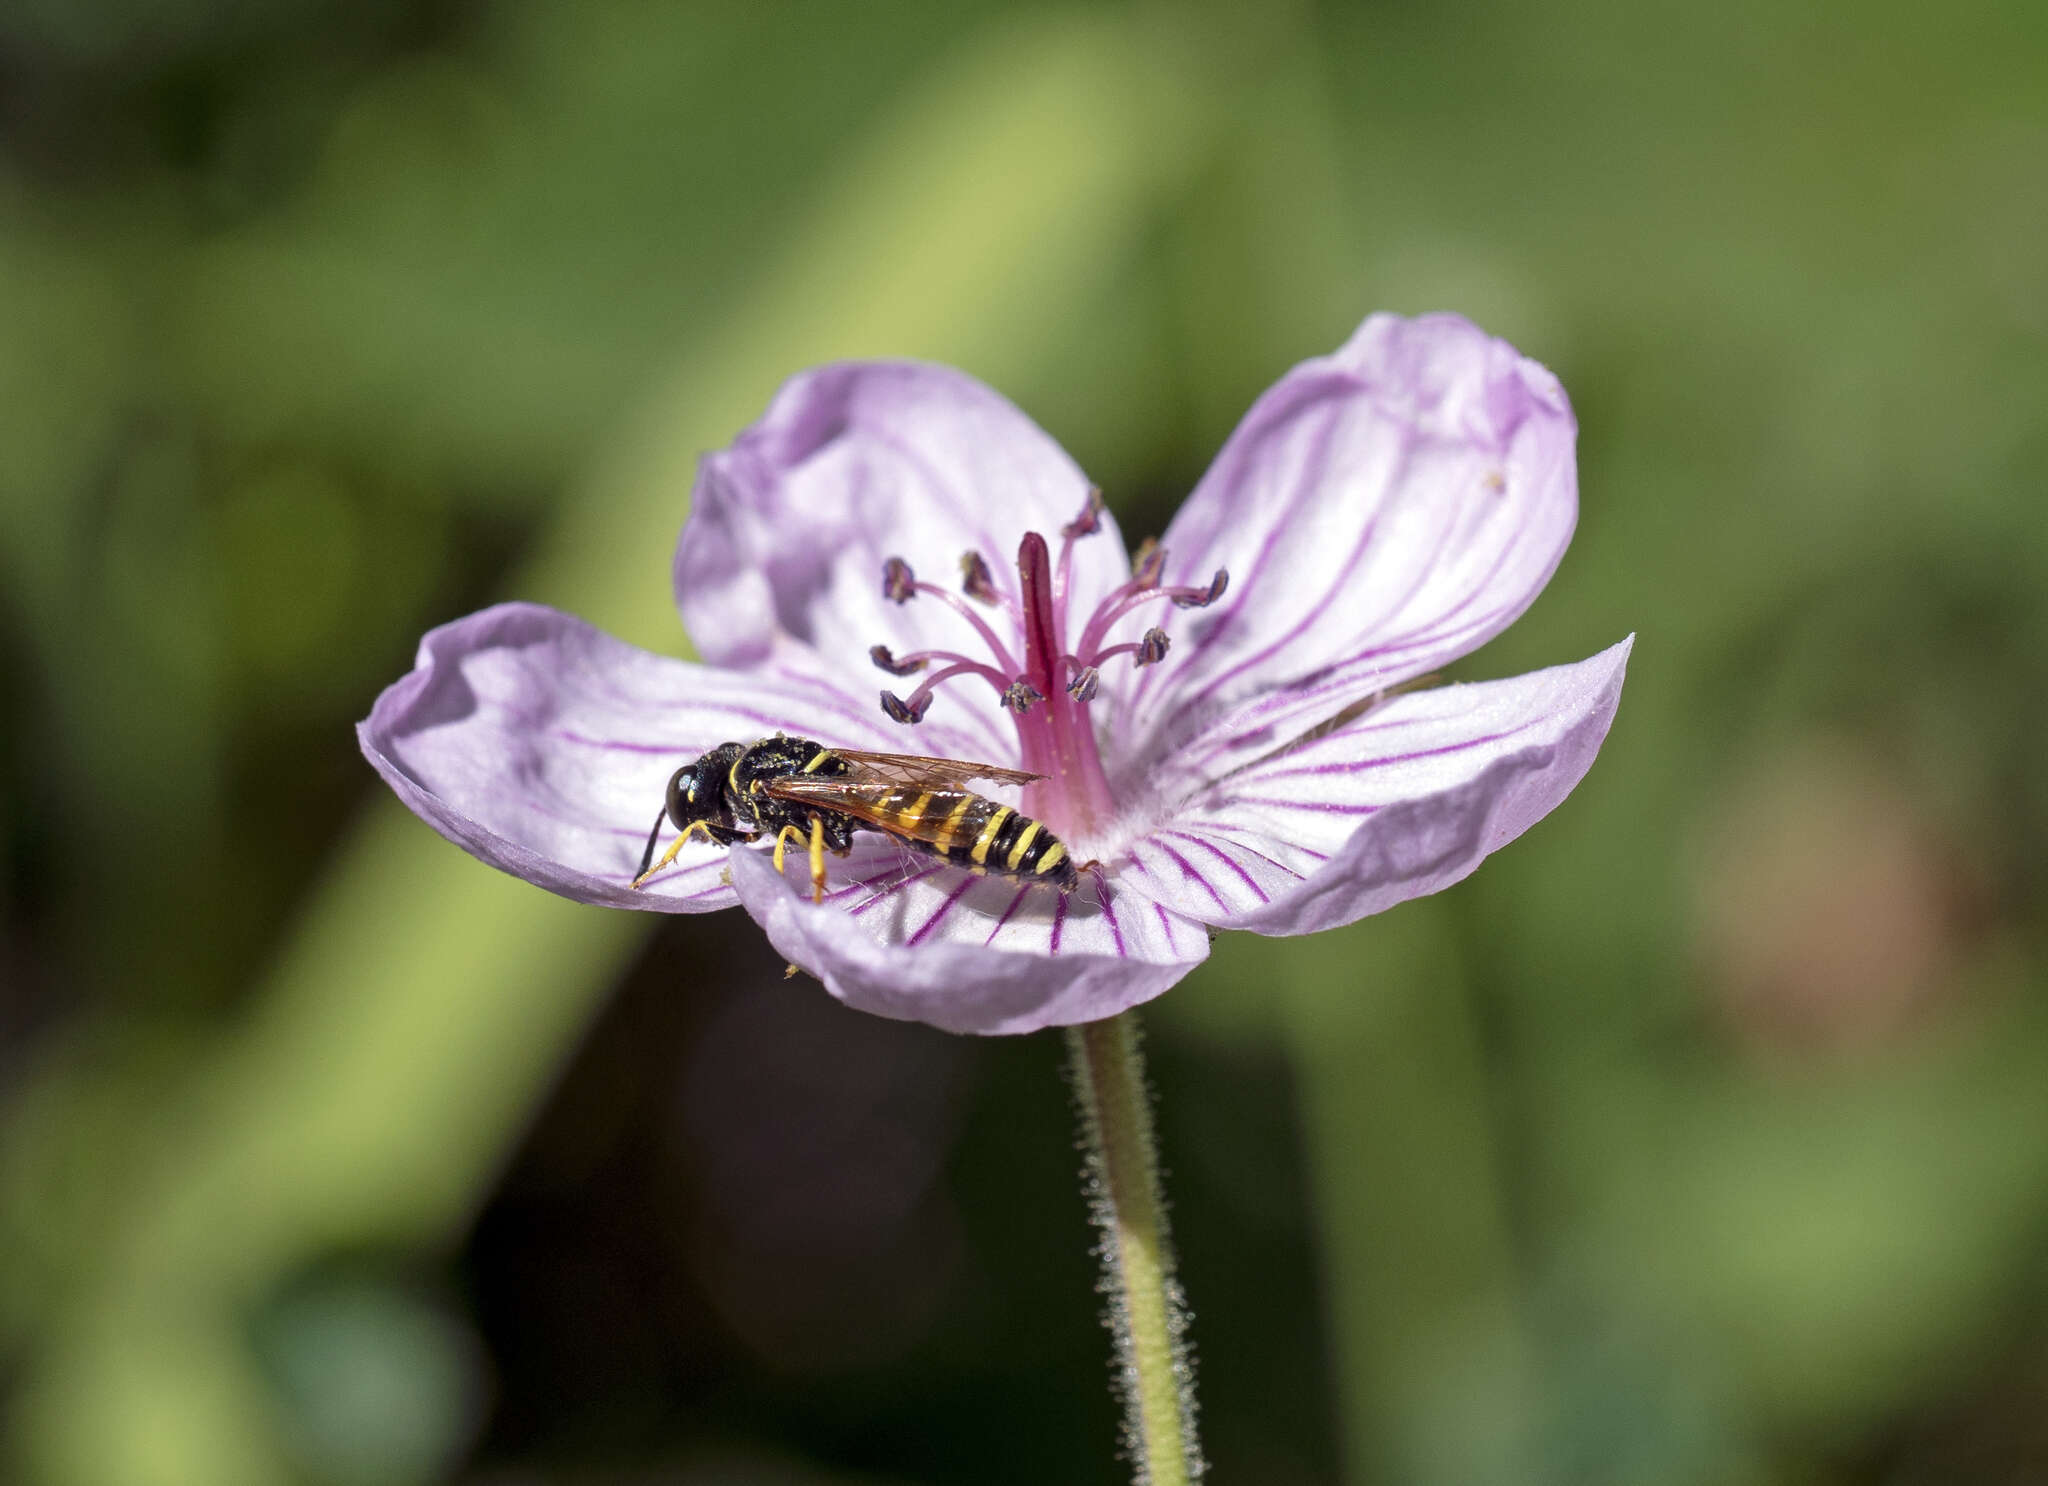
1066, 1011, 1202, 1484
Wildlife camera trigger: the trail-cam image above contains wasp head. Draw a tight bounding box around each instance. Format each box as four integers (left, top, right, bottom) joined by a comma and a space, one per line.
665, 742, 742, 831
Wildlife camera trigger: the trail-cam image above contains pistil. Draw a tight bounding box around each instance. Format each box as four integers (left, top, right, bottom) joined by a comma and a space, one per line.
1015, 531, 1118, 833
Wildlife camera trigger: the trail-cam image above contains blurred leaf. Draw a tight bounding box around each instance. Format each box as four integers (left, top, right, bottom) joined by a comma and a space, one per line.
1276, 903, 1535, 1486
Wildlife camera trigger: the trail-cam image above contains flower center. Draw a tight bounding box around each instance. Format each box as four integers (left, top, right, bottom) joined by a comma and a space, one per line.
872, 488, 1227, 838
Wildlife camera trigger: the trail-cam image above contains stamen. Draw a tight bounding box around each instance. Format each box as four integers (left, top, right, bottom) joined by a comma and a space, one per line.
1002, 679, 1045, 714
1171, 569, 1230, 609
880, 690, 930, 724
1054, 485, 1105, 610
1131, 538, 1164, 588
869, 644, 927, 676
1067, 666, 1101, 703
880, 658, 1014, 724
1061, 485, 1105, 539
959, 550, 999, 605
907, 579, 1022, 676
871, 644, 1008, 687
881, 556, 916, 603
1090, 627, 1172, 669
1073, 566, 1231, 666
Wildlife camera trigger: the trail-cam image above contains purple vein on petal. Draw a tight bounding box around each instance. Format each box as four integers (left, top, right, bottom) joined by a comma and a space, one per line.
1223, 796, 1385, 815
1135, 392, 1350, 713
504, 787, 667, 842
1153, 902, 1178, 954
1246, 721, 1538, 780
1154, 409, 1402, 733
908, 873, 979, 946
1185, 694, 1424, 773
984, 883, 1033, 946
716, 702, 874, 738
1146, 837, 1230, 913
1343, 439, 1572, 662
553, 731, 686, 755
1177, 822, 1321, 871
1097, 884, 1127, 957
1050, 890, 1070, 954
1160, 830, 1269, 903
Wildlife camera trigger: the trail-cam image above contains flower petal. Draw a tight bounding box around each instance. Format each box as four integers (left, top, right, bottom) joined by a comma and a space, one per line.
675, 361, 1129, 758
1111, 313, 1579, 766
1119, 638, 1631, 933
358, 601, 909, 911
726, 844, 1208, 1036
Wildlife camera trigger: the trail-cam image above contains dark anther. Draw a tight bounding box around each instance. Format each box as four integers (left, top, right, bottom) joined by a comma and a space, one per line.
870, 644, 927, 676
880, 690, 930, 724
959, 551, 999, 605
1067, 666, 1102, 703
1001, 679, 1045, 714
1172, 568, 1229, 609
881, 557, 917, 603
1131, 538, 1165, 588
1137, 627, 1171, 666
1062, 485, 1105, 539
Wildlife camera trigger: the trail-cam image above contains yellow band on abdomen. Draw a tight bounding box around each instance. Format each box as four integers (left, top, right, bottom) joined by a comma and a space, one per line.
971, 807, 1013, 864
1006, 821, 1042, 871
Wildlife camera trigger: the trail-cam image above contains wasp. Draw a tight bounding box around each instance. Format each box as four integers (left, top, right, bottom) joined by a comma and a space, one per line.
631, 735, 1079, 903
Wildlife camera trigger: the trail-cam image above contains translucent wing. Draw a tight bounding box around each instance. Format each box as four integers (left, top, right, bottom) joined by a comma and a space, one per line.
826, 749, 1042, 789
760, 775, 996, 849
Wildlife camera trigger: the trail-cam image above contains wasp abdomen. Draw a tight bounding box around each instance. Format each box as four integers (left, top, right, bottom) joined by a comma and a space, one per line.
931, 797, 1074, 886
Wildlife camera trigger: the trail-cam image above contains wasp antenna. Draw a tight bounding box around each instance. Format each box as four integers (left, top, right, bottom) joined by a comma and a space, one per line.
633, 804, 669, 885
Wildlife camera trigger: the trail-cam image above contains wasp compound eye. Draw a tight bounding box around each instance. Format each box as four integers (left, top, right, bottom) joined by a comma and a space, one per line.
665, 765, 699, 825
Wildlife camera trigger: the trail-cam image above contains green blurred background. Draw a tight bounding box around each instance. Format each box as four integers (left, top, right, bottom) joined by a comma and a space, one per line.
4, 0, 2047, 1481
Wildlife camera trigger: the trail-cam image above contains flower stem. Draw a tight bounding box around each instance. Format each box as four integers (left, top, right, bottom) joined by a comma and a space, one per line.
1066, 1011, 1202, 1483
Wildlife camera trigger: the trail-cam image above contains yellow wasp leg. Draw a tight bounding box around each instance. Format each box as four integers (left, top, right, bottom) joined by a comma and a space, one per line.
807, 815, 827, 904
632, 820, 716, 889
771, 823, 806, 875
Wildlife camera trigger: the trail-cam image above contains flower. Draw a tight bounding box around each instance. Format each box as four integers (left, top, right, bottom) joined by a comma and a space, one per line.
360, 313, 1631, 1034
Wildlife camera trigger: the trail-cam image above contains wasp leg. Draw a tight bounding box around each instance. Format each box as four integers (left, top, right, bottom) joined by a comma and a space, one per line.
638, 818, 745, 892
771, 823, 807, 876
1076, 858, 1112, 907
807, 815, 828, 904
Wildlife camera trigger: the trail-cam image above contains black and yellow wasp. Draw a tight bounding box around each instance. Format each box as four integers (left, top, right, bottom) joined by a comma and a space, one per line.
631, 735, 1077, 901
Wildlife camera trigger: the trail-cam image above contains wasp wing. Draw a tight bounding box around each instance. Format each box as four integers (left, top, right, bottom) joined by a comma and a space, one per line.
826, 749, 1042, 789
760, 775, 996, 849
